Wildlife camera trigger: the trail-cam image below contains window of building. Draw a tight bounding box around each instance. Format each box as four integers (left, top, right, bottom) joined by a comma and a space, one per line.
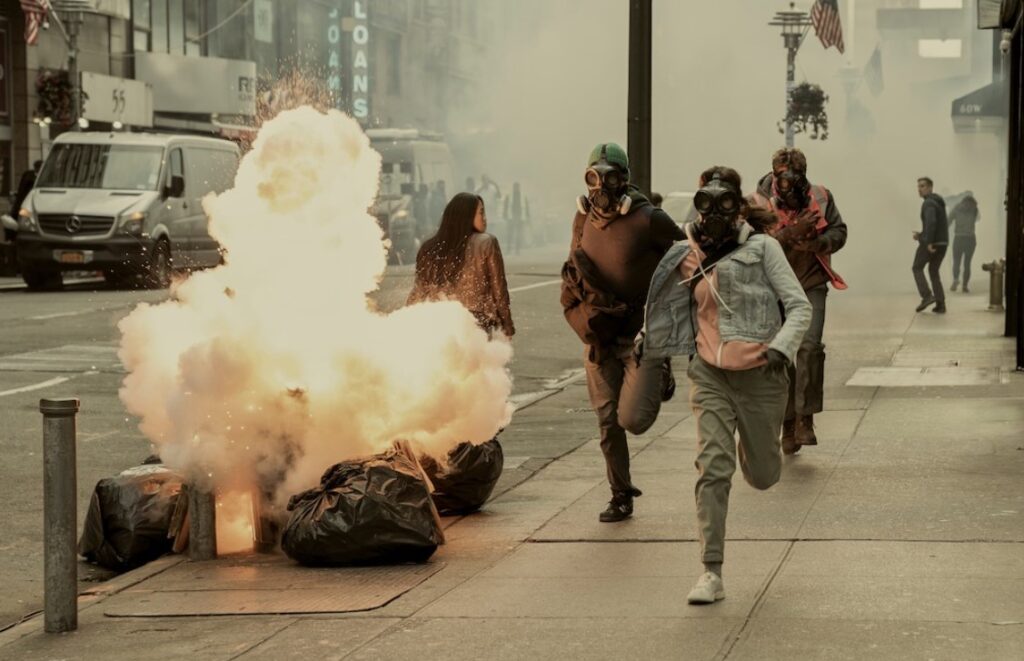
133, 0, 151, 51
133, 0, 198, 55
918, 38, 963, 58
151, 0, 168, 53
919, 0, 962, 8
184, 0, 202, 56
168, 0, 184, 54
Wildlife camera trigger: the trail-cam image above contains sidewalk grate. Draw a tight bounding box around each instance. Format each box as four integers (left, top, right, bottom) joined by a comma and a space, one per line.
102, 554, 443, 617
845, 366, 1008, 387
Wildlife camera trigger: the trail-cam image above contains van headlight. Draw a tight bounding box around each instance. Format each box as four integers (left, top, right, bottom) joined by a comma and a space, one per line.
120, 211, 146, 236
17, 208, 38, 233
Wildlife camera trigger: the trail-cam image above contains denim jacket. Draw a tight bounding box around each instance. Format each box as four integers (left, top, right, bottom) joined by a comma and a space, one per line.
638, 232, 811, 364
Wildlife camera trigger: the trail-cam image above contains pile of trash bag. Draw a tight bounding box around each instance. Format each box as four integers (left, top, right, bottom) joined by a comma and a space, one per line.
418, 438, 504, 515
281, 446, 444, 566
78, 461, 183, 571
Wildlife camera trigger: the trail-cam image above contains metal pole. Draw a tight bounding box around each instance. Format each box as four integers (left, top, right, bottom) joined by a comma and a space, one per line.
188, 484, 217, 560
627, 0, 653, 196
40, 398, 79, 634
784, 34, 799, 148
67, 13, 82, 130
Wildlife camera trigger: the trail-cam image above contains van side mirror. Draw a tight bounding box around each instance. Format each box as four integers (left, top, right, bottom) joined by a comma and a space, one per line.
165, 175, 185, 199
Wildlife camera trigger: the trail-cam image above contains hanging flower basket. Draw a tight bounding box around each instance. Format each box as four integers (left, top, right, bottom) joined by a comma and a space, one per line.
36, 69, 88, 127
778, 82, 829, 141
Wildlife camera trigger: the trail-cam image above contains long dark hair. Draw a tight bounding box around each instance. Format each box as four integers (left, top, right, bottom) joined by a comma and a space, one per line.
698, 165, 777, 233
415, 192, 482, 288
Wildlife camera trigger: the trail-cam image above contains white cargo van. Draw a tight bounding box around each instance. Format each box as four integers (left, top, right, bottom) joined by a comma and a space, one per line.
368, 129, 457, 264
16, 132, 240, 289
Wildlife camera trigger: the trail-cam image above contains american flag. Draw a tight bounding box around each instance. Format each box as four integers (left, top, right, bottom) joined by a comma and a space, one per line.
20, 0, 49, 46
811, 0, 845, 54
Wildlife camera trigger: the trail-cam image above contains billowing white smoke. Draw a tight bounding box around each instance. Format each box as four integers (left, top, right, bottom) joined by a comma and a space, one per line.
118, 107, 514, 499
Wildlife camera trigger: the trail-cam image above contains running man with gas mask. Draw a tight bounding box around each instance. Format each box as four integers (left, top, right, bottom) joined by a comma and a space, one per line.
751, 148, 847, 455
638, 166, 811, 604
561, 142, 684, 523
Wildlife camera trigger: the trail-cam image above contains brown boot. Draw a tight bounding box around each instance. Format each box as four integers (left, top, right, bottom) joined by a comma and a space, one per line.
796, 415, 818, 447
781, 418, 799, 455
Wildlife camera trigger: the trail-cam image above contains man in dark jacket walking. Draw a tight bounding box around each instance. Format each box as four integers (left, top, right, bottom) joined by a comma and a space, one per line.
913, 177, 949, 314
561, 142, 684, 523
948, 191, 979, 293
751, 148, 847, 454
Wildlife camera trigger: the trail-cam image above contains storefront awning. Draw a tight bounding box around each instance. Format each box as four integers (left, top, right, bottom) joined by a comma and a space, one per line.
952, 81, 1007, 133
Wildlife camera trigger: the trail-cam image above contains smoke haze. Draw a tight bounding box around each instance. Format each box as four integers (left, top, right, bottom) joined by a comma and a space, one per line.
466, 0, 1004, 290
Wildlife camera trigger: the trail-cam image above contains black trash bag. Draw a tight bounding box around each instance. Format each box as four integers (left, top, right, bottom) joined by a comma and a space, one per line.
281, 448, 443, 566
419, 438, 504, 515
78, 464, 183, 571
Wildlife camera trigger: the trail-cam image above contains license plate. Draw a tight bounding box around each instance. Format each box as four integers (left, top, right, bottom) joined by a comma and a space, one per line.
58, 251, 86, 264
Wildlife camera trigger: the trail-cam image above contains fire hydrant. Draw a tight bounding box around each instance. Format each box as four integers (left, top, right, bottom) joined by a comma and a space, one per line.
981, 259, 1005, 311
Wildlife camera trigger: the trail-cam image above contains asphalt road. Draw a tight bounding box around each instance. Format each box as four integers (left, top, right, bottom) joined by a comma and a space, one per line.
0, 241, 580, 630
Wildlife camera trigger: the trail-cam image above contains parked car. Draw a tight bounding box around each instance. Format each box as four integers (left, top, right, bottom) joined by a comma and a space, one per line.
368, 129, 457, 265
15, 132, 240, 290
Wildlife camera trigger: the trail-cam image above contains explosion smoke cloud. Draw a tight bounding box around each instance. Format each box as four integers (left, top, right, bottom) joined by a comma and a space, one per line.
119, 107, 514, 500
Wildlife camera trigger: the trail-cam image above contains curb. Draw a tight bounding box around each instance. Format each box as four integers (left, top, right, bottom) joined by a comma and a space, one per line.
0, 554, 185, 648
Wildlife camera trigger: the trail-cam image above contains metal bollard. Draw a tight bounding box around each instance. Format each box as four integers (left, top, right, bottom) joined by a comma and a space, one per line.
188, 484, 217, 560
982, 259, 1005, 311
40, 398, 79, 634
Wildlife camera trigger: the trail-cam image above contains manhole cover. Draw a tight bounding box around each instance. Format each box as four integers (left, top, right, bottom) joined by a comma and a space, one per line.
103, 554, 443, 617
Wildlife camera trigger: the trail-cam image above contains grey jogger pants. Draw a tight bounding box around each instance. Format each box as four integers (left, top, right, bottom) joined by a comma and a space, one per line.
584, 344, 664, 498
688, 356, 788, 564
786, 284, 828, 419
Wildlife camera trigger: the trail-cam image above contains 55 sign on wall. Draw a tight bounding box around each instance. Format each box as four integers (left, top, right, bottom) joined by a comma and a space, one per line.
80, 72, 154, 127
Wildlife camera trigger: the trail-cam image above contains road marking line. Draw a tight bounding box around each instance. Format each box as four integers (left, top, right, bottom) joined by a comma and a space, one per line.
509, 279, 560, 293
0, 376, 70, 398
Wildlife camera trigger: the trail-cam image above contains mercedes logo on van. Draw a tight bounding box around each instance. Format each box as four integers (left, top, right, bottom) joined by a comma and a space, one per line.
65, 216, 83, 233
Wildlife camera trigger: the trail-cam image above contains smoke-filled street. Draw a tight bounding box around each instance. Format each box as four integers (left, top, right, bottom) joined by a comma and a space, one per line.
1, 0, 1024, 659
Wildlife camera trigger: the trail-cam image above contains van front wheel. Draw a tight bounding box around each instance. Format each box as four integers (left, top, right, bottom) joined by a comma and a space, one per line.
146, 241, 172, 289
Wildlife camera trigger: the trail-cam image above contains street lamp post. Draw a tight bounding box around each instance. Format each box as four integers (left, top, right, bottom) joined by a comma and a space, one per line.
50, 1, 90, 130
769, 3, 812, 148
627, 0, 653, 196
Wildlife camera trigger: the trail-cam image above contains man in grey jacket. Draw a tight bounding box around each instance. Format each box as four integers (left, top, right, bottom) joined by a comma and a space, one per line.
913, 177, 949, 314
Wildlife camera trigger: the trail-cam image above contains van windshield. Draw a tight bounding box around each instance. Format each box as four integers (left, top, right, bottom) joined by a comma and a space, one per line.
37, 144, 165, 191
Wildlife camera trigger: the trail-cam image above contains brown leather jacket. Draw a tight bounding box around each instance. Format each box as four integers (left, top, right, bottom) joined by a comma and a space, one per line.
407, 232, 515, 336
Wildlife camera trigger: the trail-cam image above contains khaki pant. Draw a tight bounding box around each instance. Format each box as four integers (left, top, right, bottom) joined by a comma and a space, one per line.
584, 344, 664, 497
786, 284, 828, 419
688, 356, 788, 564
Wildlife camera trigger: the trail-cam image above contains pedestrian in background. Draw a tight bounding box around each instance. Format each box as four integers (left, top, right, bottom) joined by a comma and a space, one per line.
560, 142, 683, 523
913, 177, 949, 314
408, 192, 515, 337
751, 147, 847, 454
507, 182, 525, 255
638, 166, 811, 605
949, 191, 979, 294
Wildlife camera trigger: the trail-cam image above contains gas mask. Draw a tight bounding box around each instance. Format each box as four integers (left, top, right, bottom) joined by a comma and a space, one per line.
693, 175, 741, 243
774, 169, 809, 210
577, 160, 632, 217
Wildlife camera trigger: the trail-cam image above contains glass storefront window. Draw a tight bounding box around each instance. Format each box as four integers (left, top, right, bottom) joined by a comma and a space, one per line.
132, 0, 151, 51
184, 0, 202, 55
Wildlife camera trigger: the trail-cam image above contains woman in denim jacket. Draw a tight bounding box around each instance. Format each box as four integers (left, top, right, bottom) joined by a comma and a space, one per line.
637, 166, 811, 605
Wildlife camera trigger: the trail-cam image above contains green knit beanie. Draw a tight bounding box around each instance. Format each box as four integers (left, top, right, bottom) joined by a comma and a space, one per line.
587, 143, 629, 171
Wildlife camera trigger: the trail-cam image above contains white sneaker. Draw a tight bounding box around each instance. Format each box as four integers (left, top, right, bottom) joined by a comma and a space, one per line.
687, 571, 725, 605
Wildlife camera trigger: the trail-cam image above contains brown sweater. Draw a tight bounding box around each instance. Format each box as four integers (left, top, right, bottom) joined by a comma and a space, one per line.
407, 232, 515, 336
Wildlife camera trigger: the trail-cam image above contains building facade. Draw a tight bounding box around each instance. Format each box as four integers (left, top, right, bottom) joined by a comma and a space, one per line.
0, 0, 493, 202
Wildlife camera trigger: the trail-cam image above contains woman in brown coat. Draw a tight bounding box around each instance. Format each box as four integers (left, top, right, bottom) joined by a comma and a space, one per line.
407, 192, 515, 337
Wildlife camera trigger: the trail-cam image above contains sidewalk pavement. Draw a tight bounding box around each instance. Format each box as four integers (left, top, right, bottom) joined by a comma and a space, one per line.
2, 292, 1022, 660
